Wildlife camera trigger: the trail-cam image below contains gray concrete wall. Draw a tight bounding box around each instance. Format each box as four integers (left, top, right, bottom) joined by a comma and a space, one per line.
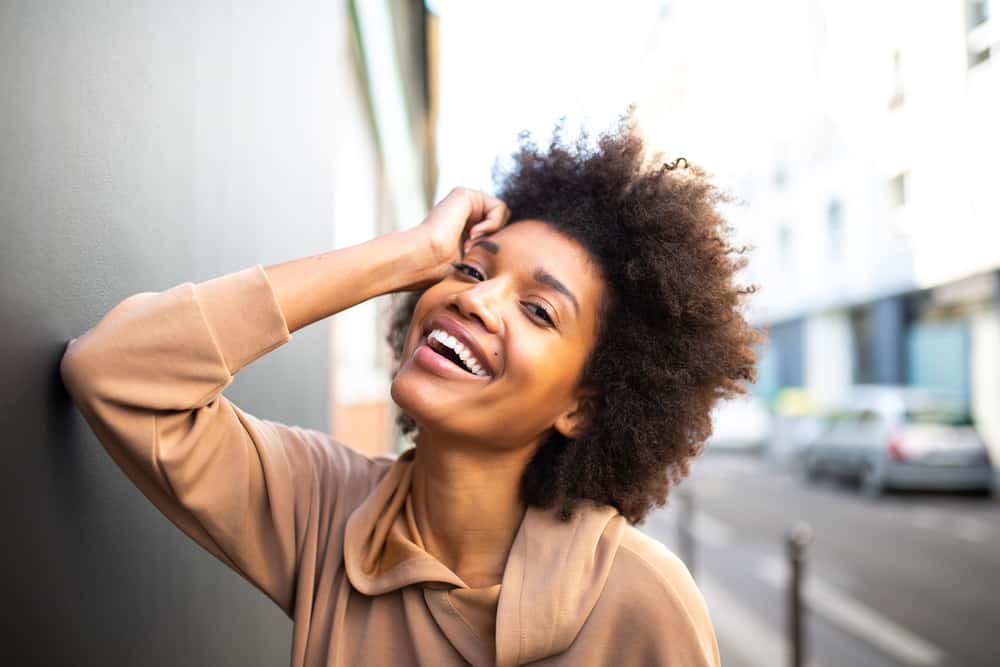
1, 2, 343, 664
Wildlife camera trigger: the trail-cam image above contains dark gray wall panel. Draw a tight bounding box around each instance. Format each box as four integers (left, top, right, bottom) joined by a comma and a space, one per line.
1, 2, 339, 664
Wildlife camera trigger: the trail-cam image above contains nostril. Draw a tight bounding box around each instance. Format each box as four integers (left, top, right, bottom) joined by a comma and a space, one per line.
449, 301, 487, 329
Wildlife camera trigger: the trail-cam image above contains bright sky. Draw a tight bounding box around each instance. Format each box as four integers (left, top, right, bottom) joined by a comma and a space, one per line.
429, 0, 665, 200
428, 0, 915, 189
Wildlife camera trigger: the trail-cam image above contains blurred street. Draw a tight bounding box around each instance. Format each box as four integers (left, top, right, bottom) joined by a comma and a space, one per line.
644, 451, 1000, 667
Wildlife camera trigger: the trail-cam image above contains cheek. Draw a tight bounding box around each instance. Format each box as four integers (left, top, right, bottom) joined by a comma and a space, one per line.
401, 288, 445, 352
506, 337, 585, 399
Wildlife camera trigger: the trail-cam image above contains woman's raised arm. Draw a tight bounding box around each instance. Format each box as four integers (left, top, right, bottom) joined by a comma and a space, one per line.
264, 186, 511, 333
58, 187, 508, 617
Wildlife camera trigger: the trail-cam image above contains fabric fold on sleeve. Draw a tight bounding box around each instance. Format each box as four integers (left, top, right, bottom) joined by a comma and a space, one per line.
193, 264, 293, 375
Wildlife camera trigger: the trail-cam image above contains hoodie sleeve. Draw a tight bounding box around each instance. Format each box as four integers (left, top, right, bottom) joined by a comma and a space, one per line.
59, 264, 370, 618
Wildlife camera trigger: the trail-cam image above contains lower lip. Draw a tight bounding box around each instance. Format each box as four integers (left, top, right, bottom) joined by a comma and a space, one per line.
413, 339, 490, 382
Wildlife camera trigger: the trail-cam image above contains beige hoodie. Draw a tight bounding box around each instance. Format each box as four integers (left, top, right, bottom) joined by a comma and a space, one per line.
59, 263, 722, 666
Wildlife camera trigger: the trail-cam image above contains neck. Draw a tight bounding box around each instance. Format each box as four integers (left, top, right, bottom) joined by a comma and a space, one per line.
409, 432, 534, 589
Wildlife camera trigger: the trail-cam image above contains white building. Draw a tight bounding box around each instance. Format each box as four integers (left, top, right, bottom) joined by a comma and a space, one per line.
636, 0, 1000, 453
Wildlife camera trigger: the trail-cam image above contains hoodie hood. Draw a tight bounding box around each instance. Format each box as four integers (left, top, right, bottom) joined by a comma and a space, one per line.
343, 448, 625, 667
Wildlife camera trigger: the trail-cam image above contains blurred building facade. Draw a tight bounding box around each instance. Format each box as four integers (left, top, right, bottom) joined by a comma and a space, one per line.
637, 0, 1000, 458
330, 0, 438, 456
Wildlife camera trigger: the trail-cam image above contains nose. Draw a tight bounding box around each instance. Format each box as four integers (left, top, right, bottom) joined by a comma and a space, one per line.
450, 279, 503, 334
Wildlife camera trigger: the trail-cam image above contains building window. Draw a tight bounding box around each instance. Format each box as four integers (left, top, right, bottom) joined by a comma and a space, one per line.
850, 305, 876, 384
970, 46, 991, 67
968, 1, 992, 67
889, 172, 907, 207
888, 50, 904, 110
827, 198, 843, 257
969, 0, 991, 28
774, 164, 788, 190
778, 223, 793, 266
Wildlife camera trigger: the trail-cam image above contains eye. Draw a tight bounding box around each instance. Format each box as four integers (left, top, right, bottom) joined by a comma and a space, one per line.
451, 262, 485, 281
524, 302, 555, 326
452, 262, 556, 328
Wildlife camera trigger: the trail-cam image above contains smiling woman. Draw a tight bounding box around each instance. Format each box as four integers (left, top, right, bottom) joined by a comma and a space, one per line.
60, 107, 757, 666
389, 111, 765, 526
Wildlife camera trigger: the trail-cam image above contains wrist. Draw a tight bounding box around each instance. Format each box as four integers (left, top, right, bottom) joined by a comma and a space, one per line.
376, 229, 447, 294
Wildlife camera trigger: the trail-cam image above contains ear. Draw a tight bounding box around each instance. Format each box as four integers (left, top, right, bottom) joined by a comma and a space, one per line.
553, 389, 597, 440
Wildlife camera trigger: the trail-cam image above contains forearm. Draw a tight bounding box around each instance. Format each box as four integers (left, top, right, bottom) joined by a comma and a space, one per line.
263, 229, 440, 334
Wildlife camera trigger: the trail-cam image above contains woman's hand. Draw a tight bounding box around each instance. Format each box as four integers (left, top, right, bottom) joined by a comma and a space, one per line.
263, 187, 509, 332
411, 187, 510, 283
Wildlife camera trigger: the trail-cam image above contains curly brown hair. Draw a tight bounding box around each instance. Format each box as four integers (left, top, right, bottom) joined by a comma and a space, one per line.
385, 107, 765, 525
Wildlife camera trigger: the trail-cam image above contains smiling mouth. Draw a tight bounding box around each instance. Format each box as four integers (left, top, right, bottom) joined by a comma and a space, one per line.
425, 330, 489, 377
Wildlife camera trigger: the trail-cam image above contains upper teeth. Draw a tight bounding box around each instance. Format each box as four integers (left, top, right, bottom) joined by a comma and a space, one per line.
427, 329, 488, 377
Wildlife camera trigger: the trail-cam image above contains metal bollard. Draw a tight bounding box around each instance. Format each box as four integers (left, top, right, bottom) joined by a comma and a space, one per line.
677, 484, 696, 579
785, 521, 813, 667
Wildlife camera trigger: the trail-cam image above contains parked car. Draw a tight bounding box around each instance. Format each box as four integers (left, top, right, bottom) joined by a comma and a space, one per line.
802, 385, 993, 497
706, 395, 772, 454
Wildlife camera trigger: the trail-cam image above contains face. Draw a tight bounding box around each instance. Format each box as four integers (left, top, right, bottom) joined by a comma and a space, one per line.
390, 220, 606, 452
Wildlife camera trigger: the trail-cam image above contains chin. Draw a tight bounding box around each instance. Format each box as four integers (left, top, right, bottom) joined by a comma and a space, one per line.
389, 370, 491, 443
389, 367, 444, 427
388, 371, 417, 416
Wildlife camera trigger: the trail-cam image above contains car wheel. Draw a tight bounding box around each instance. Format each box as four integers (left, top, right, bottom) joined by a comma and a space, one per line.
858, 464, 884, 498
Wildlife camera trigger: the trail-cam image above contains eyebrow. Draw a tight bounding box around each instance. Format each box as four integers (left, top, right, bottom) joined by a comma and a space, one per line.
470, 238, 580, 316
471, 238, 500, 255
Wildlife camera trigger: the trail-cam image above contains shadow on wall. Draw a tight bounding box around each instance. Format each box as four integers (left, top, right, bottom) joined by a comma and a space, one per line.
0, 339, 296, 666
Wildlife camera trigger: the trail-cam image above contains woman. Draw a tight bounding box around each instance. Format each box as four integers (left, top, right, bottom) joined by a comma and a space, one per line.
60, 111, 762, 666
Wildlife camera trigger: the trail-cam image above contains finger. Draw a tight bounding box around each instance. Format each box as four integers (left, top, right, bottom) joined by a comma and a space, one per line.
480, 195, 509, 229
469, 197, 509, 237
461, 189, 505, 224
472, 214, 507, 238
469, 221, 496, 240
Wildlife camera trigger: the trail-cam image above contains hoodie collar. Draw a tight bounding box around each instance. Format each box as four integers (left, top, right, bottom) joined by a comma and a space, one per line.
344, 448, 466, 594
494, 495, 624, 666
344, 447, 625, 666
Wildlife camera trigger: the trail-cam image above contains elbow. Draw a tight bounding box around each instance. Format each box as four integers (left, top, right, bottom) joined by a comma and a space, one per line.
59, 335, 96, 406
58, 292, 138, 401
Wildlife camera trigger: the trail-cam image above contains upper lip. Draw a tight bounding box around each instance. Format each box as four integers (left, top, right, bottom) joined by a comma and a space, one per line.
422, 315, 496, 377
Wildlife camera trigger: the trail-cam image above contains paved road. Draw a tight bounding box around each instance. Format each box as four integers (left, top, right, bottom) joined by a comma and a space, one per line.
641, 451, 1000, 667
